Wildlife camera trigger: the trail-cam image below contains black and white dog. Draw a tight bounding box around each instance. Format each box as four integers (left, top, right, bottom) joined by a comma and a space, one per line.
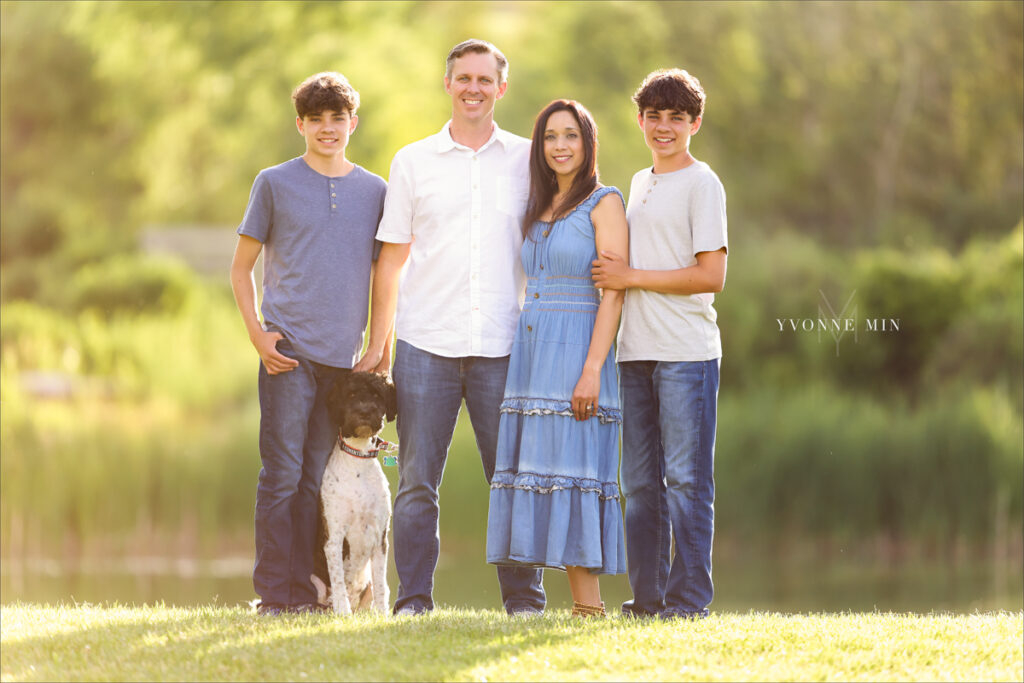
312, 371, 397, 614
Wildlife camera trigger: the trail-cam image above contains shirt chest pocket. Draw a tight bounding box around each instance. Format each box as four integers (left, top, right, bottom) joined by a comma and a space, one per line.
496, 175, 529, 216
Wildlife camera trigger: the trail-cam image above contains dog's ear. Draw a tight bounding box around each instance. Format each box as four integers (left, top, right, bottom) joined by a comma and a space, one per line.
326, 372, 350, 429
379, 372, 398, 423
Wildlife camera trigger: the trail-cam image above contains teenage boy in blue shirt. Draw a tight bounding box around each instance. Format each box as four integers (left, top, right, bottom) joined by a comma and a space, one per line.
592, 68, 728, 619
230, 72, 388, 615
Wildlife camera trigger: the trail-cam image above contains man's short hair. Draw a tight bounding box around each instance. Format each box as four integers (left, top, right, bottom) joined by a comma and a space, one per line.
445, 39, 509, 83
292, 72, 360, 118
633, 68, 705, 121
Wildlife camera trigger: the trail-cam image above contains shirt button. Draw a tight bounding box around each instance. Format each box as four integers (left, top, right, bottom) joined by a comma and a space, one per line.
539, 264, 544, 270
332, 204, 337, 209
527, 325, 533, 332
533, 293, 539, 299
331, 193, 337, 198
653, 180, 658, 185
330, 183, 335, 188
542, 230, 550, 237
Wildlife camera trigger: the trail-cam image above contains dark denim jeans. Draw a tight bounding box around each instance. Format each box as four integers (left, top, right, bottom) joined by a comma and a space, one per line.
391, 340, 545, 614
253, 338, 348, 607
619, 359, 719, 618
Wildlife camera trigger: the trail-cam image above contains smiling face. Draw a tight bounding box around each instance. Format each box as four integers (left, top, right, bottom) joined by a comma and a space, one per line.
296, 108, 358, 161
543, 109, 585, 180
444, 50, 507, 125
639, 107, 701, 171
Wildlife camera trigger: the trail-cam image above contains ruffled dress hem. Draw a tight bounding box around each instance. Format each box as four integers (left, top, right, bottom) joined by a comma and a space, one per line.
487, 470, 626, 575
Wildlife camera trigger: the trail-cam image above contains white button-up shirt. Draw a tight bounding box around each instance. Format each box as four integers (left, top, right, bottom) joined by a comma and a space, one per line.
376, 121, 531, 358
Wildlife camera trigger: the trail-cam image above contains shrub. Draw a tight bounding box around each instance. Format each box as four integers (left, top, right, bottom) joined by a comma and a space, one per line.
67, 254, 198, 316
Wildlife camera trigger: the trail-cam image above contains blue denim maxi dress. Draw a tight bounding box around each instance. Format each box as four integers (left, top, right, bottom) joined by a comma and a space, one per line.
486, 186, 626, 574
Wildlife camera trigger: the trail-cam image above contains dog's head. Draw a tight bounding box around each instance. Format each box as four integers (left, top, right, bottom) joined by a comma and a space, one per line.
326, 371, 397, 439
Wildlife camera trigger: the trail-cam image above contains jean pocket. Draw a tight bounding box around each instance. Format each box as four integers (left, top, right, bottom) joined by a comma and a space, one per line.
273, 335, 297, 360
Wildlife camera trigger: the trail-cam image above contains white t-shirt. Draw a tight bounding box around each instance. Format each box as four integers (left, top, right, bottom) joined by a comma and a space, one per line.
375, 122, 531, 358
617, 161, 728, 362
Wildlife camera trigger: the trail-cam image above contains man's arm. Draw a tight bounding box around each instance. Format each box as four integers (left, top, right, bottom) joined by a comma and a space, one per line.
353, 241, 410, 373
591, 247, 726, 295
229, 234, 299, 375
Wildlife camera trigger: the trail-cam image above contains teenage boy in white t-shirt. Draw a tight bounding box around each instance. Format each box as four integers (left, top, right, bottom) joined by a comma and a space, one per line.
592, 68, 727, 619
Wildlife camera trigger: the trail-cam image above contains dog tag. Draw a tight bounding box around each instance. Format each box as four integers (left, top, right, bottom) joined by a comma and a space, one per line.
382, 455, 398, 467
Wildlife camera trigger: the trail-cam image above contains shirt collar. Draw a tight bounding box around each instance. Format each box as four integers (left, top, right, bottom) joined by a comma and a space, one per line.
435, 120, 512, 154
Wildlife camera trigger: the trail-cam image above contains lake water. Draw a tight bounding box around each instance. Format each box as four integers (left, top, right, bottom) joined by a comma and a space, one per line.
3, 548, 1020, 614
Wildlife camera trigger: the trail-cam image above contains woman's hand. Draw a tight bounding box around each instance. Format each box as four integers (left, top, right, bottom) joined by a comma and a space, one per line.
571, 368, 601, 421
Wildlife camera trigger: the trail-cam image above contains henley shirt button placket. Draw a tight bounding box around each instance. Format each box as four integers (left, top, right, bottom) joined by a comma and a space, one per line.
330, 181, 337, 211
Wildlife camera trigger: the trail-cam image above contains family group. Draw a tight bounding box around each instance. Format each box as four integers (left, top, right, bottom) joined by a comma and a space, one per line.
229, 38, 728, 620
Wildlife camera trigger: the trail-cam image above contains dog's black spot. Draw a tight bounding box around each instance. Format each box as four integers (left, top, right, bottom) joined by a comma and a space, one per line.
380, 528, 388, 554
342, 538, 350, 561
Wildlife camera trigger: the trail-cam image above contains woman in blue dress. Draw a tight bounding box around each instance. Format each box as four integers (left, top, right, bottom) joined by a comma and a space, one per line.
487, 99, 629, 617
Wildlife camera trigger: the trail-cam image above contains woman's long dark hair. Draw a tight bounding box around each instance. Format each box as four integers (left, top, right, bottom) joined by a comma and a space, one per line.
522, 99, 600, 238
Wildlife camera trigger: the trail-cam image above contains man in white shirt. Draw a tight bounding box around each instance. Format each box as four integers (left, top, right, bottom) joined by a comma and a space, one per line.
354, 39, 545, 616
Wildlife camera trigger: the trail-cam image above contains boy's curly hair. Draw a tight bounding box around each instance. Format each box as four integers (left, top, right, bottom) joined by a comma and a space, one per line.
292, 72, 360, 118
632, 68, 705, 121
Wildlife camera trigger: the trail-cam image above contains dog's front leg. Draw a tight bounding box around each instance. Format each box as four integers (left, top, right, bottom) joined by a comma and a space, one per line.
324, 536, 353, 615
370, 527, 390, 613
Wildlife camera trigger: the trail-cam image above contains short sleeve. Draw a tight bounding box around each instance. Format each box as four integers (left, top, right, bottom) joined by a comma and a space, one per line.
572, 186, 623, 239
237, 171, 273, 243
375, 152, 414, 244
691, 175, 728, 255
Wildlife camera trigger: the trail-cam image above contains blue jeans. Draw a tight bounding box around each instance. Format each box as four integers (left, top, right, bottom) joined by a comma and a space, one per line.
253, 337, 348, 606
392, 340, 545, 614
619, 359, 719, 618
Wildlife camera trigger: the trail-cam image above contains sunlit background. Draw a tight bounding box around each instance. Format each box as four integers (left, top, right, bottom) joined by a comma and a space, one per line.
2, 0, 1021, 613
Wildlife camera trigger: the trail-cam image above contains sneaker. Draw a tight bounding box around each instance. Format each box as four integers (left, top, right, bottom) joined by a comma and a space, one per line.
255, 602, 288, 616
292, 603, 331, 615
509, 607, 543, 619
659, 609, 708, 621
620, 600, 660, 619
394, 605, 428, 617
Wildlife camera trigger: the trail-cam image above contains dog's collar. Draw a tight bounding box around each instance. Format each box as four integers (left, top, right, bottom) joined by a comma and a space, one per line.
338, 435, 396, 459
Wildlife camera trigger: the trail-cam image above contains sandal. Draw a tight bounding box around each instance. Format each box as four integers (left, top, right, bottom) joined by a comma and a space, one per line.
571, 601, 607, 618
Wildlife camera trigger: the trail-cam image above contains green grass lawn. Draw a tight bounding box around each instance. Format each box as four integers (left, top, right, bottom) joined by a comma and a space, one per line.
1, 604, 1020, 682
